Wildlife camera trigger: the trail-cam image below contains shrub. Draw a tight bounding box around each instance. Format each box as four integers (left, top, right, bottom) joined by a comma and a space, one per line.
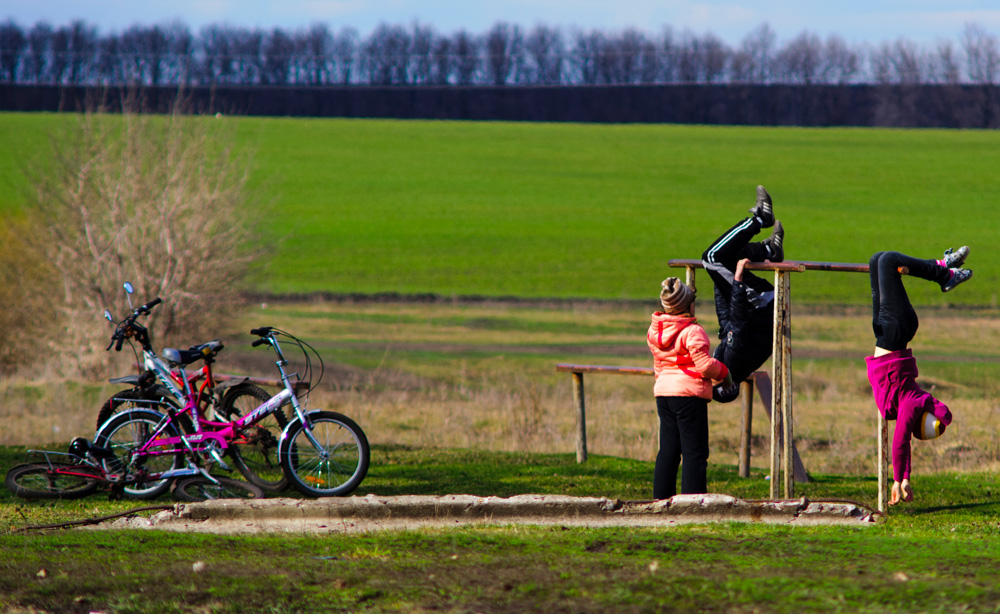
12, 91, 262, 376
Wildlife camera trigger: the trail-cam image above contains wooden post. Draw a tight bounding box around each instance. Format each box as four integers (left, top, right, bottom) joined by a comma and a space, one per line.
572, 371, 587, 463
738, 378, 754, 478
769, 270, 784, 499
878, 411, 889, 512
778, 271, 794, 499
684, 265, 696, 293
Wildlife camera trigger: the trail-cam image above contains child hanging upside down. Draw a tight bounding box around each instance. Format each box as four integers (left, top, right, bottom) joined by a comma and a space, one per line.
866, 248, 972, 505
701, 185, 784, 402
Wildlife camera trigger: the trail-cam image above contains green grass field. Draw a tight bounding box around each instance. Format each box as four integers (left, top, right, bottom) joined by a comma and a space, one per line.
4, 446, 1000, 613
2, 113, 998, 305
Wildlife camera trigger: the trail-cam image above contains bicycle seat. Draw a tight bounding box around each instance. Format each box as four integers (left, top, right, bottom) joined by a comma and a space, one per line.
161, 340, 224, 366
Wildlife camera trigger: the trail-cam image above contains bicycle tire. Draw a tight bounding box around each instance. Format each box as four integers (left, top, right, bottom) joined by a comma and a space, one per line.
92, 409, 184, 500
219, 383, 289, 493
172, 475, 265, 502
96, 385, 178, 429
279, 411, 370, 497
4, 463, 101, 500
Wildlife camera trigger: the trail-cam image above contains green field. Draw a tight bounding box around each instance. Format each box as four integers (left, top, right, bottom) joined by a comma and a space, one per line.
4, 446, 1000, 613
2, 113, 998, 305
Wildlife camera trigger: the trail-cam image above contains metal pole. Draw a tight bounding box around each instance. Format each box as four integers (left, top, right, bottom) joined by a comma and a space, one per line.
738, 378, 754, 478
573, 371, 587, 463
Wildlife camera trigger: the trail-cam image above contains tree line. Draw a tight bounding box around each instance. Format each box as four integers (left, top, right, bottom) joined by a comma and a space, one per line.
0, 18, 999, 88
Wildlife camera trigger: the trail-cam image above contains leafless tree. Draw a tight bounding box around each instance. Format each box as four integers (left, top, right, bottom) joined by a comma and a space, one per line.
331, 27, 359, 85
18, 92, 262, 376
0, 20, 26, 82
568, 29, 603, 85
524, 24, 564, 85
927, 40, 961, 84
452, 30, 480, 85
818, 35, 861, 84
485, 22, 524, 85
962, 23, 1000, 84
363, 23, 410, 85
738, 23, 776, 83
409, 22, 436, 85
776, 31, 822, 84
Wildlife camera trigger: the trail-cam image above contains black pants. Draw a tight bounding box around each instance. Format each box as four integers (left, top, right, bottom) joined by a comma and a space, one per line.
869, 251, 950, 351
701, 217, 775, 384
654, 396, 709, 500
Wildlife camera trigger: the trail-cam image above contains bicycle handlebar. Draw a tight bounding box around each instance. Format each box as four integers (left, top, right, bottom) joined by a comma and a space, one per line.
250, 326, 273, 337
107, 296, 162, 352
251, 338, 268, 348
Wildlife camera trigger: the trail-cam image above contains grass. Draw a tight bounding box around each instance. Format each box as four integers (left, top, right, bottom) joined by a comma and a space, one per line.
3, 114, 1000, 305
4, 445, 1000, 613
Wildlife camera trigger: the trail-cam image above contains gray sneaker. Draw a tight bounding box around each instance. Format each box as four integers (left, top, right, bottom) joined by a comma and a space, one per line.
942, 246, 969, 268
764, 220, 784, 262
748, 185, 774, 228
941, 268, 972, 292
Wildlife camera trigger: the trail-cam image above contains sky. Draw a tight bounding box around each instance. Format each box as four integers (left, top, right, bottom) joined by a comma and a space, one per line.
3, 0, 1000, 46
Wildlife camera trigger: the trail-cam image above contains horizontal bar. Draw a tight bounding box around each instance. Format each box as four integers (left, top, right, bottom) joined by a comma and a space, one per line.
668, 259, 884, 274
668, 259, 806, 272
555, 363, 654, 376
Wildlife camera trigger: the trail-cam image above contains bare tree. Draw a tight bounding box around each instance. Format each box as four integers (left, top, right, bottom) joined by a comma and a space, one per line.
20, 93, 261, 375
738, 23, 776, 83
409, 22, 435, 85
700, 33, 729, 83
818, 34, 860, 84
776, 31, 822, 84
675, 31, 703, 83
0, 20, 26, 82
485, 22, 524, 85
568, 29, 603, 85
331, 27, 359, 85
962, 22, 1000, 84
524, 24, 564, 85
452, 30, 480, 85
23, 22, 53, 83
928, 40, 961, 84
363, 23, 410, 85
262, 27, 294, 84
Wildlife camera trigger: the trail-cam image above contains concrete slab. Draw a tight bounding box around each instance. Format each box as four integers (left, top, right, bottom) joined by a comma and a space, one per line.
100, 493, 879, 533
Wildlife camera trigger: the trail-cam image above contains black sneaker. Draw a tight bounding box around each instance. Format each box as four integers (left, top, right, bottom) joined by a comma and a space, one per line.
941, 268, 972, 292
748, 185, 774, 228
764, 220, 784, 262
942, 246, 969, 268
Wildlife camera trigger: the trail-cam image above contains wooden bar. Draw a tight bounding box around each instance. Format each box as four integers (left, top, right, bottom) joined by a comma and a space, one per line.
572, 371, 587, 463
556, 364, 653, 376
738, 378, 754, 478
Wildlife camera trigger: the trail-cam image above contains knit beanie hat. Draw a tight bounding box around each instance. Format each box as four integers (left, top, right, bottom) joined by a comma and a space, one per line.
660, 277, 695, 314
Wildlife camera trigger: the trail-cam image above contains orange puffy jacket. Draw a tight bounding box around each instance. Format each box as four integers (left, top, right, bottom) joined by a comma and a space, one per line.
647, 312, 729, 400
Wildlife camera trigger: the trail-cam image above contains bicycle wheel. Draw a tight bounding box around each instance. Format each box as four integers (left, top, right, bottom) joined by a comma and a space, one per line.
97, 385, 178, 429
219, 383, 289, 493
280, 411, 369, 497
92, 409, 184, 500
172, 475, 265, 502
5, 463, 101, 500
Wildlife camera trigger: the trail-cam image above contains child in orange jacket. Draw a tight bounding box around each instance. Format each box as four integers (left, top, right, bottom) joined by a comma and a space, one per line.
647, 277, 732, 499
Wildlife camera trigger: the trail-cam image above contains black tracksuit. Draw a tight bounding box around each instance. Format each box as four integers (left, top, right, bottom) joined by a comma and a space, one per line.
701, 216, 775, 385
